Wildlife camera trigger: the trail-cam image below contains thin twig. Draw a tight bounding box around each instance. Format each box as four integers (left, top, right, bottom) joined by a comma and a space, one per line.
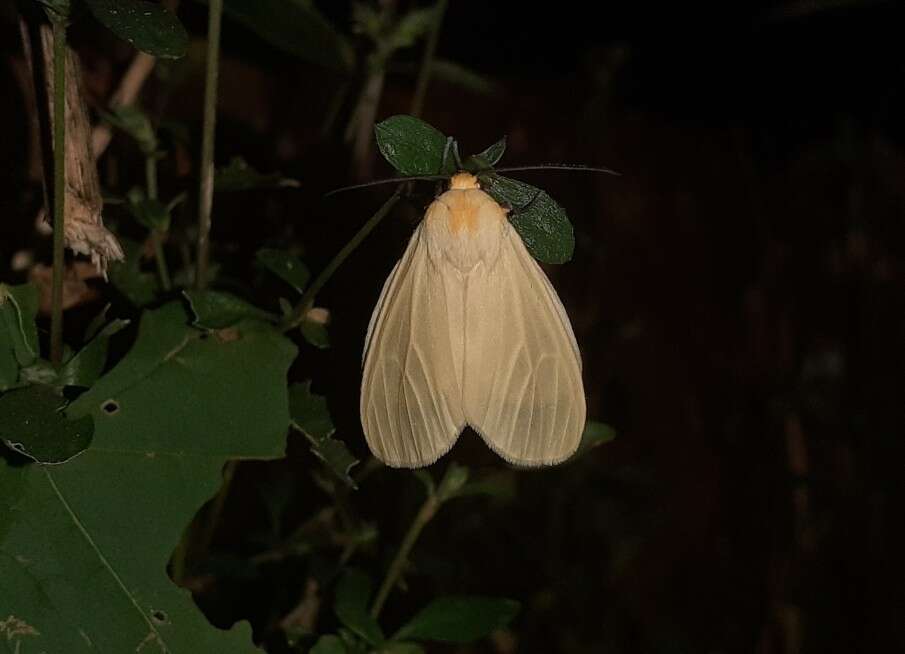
410, 0, 448, 118
279, 187, 403, 333
91, 52, 156, 158
195, 0, 223, 289
50, 20, 67, 366
145, 155, 171, 290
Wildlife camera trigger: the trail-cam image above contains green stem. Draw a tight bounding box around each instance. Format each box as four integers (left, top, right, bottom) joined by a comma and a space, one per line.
145, 154, 171, 291
410, 0, 448, 118
49, 20, 67, 367
370, 493, 438, 619
279, 187, 402, 332
195, 0, 223, 290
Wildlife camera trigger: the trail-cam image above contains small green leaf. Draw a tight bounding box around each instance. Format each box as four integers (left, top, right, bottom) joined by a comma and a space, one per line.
301, 321, 330, 349
481, 175, 575, 264
335, 569, 384, 646
215, 157, 301, 192
107, 238, 160, 307
126, 187, 171, 232
288, 381, 334, 440
429, 59, 498, 96
256, 248, 310, 292
464, 136, 506, 173
436, 462, 469, 501
183, 290, 277, 330
383, 6, 436, 52
575, 421, 616, 457
58, 318, 130, 389
0, 283, 39, 368
375, 115, 449, 176
394, 596, 520, 644
312, 438, 359, 488
311, 634, 348, 654
213, 0, 353, 71
101, 105, 157, 155
84, 0, 189, 59
0, 385, 93, 464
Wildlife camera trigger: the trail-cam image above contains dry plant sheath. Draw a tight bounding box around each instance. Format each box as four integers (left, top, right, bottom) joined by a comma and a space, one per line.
361, 173, 586, 467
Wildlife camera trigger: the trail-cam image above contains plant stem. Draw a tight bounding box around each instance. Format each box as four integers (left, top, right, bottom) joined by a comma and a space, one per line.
49, 20, 67, 367
195, 0, 223, 290
145, 155, 172, 291
370, 493, 439, 619
410, 0, 448, 118
279, 187, 402, 333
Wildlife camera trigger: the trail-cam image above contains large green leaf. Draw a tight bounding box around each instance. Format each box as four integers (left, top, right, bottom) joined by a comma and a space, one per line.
334, 569, 384, 646
0, 302, 297, 651
393, 596, 520, 644
375, 115, 451, 176
0, 284, 39, 370
84, 0, 189, 59
209, 0, 352, 71
0, 385, 93, 464
480, 174, 575, 264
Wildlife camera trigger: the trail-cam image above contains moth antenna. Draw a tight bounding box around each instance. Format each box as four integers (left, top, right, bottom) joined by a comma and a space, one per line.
325, 175, 450, 197
494, 164, 621, 176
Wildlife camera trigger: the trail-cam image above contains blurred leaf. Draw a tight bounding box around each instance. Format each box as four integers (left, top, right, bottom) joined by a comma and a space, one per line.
335, 569, 384, 646
288, 381, 334, 439
0, 302, 296, 650
126, 187, 171, 232
437, 462, 469, 501
0, 385, 93, 464
311, 635, 348, 654
18, 358, 59, 387
256, 248, 310, 293
58, 317, 130, 389
453, 470, 517, 502
413, 469, 435, 497
375, 115, 449, 176
576, 420, 617, 457
100, 105, 157, 154
481, 174, 574, 264
311, 438, 358, 488
464, 136, 506, 172
84, 0, 188, 59
0, 283, 39, 368
379, 643, 425, 654
215, 157, 301, 192
393, 596, 520, 644
108, 238, 160, 307
184, 289, 277, 330
37, 0, 70, 22
430, 59, 498, 96
208, 0, 352, 71
383, 6, 436, 52
301, 321, 330, 349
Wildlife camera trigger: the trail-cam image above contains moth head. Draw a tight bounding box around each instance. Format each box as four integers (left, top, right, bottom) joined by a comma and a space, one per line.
449, 172, 480, 190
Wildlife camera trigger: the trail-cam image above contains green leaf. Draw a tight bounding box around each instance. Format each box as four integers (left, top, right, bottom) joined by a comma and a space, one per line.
464, 137, 506, 172
430, 59, 498, 96
108, 237, 160, 307
215, 157, 301, 192
311, 634, 348, 654
184, 289, 278, 330
289, 382, 358, 488
575, 420, 616, 457
0, 301, 296, 650
256, 248, 310, 293
84, 0, 189, 59
379, 643, 425, 654
301, 321, 330, 349
383, 7, 436, 52
0, 283, 39, 368
0, 385, 93, 464
101, 105, 157, 154
212, 0, 352, 71
335, 569, 384, 646
436, 462, 469, 501
481, 175, 575, 264
394, 596, 520, 644
375, 115, 450, 176
126, 187, 172, 232
58, 317, 130, 388
37, 0, 70, 22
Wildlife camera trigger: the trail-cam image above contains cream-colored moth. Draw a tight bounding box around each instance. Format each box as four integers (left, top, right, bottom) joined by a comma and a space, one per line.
361, 172, 586, 468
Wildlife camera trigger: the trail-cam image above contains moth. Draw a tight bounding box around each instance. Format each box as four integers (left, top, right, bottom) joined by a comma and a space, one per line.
360, 172, 585, 467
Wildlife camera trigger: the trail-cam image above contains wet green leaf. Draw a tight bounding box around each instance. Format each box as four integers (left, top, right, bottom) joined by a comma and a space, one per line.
375, 115, 450, 176
256, 248, 310, 292
335, 569, 384, 646
0, 385, 93, 464
481, 174, 575, 264
84, 0, 188, 59
184, 289, 277, 330
215, 157, 301, 192
0, 302, 297, 650
394, 596, 520, 644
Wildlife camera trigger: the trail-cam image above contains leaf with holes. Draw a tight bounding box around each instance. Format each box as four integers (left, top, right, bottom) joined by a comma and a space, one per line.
0, 385, 93, 464
84, 0, 188, 59
0, 301, 296, 651
479, 174, 575, 264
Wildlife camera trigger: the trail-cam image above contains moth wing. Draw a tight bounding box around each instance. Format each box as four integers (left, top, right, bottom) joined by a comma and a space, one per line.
361, 223, 466, 467
464, 229, 586, 465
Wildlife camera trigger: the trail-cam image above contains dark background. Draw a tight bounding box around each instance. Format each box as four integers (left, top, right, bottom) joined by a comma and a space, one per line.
2, 1, 904, 651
